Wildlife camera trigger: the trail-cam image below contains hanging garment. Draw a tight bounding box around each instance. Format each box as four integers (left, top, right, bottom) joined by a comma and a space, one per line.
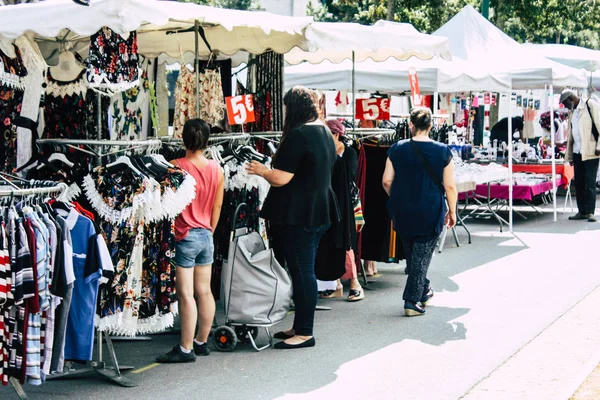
357, 144, 405, 263
86, 165, 195, 336
315, 154, 355, 281
173, 66, 196, 139
87, 27, 139, 94
335, 91, 349, 114
15, 36, 46, 170
198, 69, 225, 129
109, 57, 150, 140
0, 44, 27, 173
43, 70, 109, 140
523, 108, 537, 140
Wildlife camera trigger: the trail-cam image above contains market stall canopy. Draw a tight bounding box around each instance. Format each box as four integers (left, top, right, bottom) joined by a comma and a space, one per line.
284, 56, 512, 93
284, 20, 451, 65
0, 0, 313, 60
433, 5, 588, 89
522, 43, 600, 72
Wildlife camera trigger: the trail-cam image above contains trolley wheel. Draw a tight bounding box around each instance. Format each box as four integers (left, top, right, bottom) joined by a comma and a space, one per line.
213, 326, 238, 352
235, 326, 259, 344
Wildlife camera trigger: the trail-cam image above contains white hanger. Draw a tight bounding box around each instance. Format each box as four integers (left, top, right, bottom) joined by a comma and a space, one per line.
106, 155, 143, 176
46, 153, 75, 168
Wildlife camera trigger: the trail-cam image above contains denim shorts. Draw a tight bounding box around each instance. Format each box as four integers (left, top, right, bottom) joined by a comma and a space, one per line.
174, 228, 214, 268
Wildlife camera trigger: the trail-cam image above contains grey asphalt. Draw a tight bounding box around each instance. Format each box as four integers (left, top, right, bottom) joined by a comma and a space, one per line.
2, 202, 600, 400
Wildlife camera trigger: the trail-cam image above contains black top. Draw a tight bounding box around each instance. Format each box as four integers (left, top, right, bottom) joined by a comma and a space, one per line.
387, 140, 452, 242
261, 123, 337, 227
490, 117, 524, 145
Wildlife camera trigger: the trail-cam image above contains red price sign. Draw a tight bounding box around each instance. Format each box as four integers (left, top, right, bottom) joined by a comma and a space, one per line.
484, 92, 491, 105
408, 67, 423, 106
226, 95, 256, 125
355, 98, 391, 121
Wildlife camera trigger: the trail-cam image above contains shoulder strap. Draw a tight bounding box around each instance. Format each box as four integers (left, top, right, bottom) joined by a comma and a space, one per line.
586, 99, 600, 142
409, 139, 445, 194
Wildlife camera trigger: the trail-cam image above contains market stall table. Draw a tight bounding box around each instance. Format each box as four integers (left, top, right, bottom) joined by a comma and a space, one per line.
460, 176, 563, 231
503, 163, 574, 188
504, 163, 574, 212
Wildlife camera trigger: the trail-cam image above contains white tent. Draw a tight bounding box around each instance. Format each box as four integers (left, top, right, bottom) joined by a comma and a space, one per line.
284, 56, 512, 93
285, 20, 451, 65
433, 5, 588, 89
522, 43, 600, 72
0, 0, 313, 60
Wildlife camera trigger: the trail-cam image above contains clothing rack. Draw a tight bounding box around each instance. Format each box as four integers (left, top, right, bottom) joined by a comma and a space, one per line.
0, 182, 65, 400
160, 132, 282, 144
35, 138, 163, 158
327, 113, 450, 119
5, 184, 136, 390
45, 330, 136, 388
36, 139, 162, 147
0, 182, 68, 197
0, 178, 137, 390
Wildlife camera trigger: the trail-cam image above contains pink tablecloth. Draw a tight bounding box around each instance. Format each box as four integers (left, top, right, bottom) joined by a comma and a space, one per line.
460, 178, 562, 202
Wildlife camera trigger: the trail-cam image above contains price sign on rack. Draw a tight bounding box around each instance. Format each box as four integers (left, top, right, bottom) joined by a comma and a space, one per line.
226, 95, 256, 125
355, 98, 391, 120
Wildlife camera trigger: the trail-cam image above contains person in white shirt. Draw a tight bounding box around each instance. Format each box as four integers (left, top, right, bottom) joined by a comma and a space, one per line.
561, 89, 600, 222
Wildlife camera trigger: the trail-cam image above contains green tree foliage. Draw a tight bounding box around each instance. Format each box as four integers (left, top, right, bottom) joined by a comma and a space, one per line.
178, 0, 259, 10
307, 0, 600, 49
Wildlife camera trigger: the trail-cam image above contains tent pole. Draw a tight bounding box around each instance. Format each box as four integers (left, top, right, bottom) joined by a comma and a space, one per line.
550, 84, 557, 221
434, 91, 439, 114
508, 92, 513, 233
352, 50, 356, 129
195, 20, 200, 117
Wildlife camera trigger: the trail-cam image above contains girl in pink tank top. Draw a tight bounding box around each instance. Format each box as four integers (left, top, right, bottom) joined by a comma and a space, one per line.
174, 157, 220, 241
156, 119, 224, 364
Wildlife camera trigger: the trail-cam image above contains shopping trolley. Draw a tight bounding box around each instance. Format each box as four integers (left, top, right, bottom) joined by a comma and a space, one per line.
212, 203, 292, 352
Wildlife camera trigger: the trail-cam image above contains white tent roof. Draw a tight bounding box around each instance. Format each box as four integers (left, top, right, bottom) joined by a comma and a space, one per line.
522, 43, 600, 72
285, 20, 451, 65
0, 0, 312, 59
433, 5, 588, 89
284, 57, 512, 93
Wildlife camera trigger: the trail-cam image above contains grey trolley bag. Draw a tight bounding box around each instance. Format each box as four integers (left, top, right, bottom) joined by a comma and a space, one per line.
213, 203, 292, 352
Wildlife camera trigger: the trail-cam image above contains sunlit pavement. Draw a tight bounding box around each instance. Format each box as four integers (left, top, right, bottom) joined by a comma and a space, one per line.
3, 200, 600, 400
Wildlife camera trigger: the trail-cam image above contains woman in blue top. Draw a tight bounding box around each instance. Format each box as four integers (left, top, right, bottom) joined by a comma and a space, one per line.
382, 107, 458, 317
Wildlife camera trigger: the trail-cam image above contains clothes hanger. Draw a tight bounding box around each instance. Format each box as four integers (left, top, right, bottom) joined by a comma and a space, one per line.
47, 152, 75, 168
106, 155, 143, 176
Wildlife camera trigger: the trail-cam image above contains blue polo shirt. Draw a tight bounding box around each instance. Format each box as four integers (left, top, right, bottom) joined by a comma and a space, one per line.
63, 209, 102, 361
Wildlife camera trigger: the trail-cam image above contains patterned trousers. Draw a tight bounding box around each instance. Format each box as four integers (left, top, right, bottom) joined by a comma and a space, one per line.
402, 236, 438, 304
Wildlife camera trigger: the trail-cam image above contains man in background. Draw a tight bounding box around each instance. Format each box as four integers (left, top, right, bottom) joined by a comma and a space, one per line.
561, 89, 600, 222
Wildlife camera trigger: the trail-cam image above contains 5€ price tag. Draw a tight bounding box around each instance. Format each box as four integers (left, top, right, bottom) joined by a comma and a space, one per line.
355, 98, 391, 121
226, 95, 256, 125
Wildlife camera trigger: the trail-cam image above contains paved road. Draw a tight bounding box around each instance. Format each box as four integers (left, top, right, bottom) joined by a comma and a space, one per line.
3, 205, 600, 400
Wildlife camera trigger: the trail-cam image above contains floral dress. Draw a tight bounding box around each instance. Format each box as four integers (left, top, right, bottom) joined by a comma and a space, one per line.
109, 57, 150, 140
88, 27, 139, 94
43, 70, 109, 140
0, 45, 27, 173
173, 67, 226, 138
173, 66, 196, 139
88, 164, 196, 336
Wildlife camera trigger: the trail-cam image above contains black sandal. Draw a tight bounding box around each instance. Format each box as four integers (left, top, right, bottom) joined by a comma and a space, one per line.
347, 289, 364, 302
